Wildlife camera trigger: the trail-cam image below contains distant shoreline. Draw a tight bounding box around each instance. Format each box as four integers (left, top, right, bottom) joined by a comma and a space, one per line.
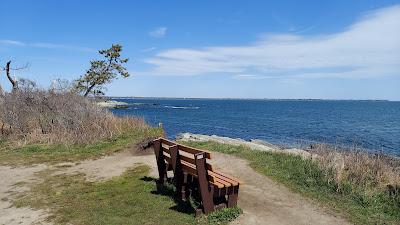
108, 96, 393, 102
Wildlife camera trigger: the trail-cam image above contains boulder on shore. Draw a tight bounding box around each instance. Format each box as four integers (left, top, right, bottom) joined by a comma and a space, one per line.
176, 132, 312, 159
96, 100, 129, 109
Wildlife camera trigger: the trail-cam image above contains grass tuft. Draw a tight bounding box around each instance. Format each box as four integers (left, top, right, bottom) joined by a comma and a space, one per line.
206, 207, 243, 224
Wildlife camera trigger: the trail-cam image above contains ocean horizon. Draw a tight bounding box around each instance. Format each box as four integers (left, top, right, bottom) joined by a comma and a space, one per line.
108, 96, 397, 101
110, 97, 400, 156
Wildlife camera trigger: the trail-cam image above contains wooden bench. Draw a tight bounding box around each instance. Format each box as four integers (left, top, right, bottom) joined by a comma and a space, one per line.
152, 138, 241, 216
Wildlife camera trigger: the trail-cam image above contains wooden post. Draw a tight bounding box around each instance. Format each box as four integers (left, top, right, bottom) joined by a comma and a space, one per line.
153, 139, 167, 191
227, 186, 239, 207
169, 145, 184, 199
195, 152, 214, 214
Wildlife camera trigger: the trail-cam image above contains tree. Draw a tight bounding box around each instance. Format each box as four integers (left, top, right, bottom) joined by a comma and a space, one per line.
1, 61, 29, 92
5, 61, 17, 91
75, 44, 129, 97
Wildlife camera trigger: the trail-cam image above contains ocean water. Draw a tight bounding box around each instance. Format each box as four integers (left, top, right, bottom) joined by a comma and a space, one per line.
111, 98, 400, 156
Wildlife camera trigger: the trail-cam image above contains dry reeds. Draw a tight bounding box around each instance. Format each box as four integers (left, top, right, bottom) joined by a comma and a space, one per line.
309, 143, 400, 195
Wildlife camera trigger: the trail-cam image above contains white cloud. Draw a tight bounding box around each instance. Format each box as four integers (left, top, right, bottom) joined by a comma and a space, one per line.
0, 39, 26, 46
149, 27, 168, 38
0, 40, 94, 52
31, 43, 94, 52
142, 5, 400, 79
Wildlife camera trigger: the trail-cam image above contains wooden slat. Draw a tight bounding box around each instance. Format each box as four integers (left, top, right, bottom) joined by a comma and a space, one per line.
160, 138, 176, 146
179, 169, 224, 189
211, 175, 232, 187
181, 162, 198, 176
212, 181, 226, 189
178, 145, 212, 159
179, 160, 236, 186
213, 170, 243, 185
180, 154, 195, 164
164, 155, 172, 164
160, 138, 212, 159
179, 155, 213, 171
209, 171, 239, 186
161, 144, 171, 153
180, 161, 229, 188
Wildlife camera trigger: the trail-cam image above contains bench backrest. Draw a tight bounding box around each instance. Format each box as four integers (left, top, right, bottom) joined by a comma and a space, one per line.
157, 138, 214, 173
153, 138, 241, 189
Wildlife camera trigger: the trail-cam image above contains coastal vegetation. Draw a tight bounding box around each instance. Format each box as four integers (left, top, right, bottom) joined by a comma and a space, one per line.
0, 44, 131, 147
180, 140, 400, 225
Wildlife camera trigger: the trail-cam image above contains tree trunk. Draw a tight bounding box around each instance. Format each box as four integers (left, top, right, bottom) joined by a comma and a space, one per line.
83, 83, 96, 97
5, 61, 18, 90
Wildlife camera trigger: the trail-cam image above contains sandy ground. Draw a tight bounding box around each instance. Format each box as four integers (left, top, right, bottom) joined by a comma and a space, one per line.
60, 151, 158, 181
0, 147, 350, 225
0, 164, 50, 225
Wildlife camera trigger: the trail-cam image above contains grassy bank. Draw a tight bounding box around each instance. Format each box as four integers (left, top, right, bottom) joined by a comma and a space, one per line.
0, 127, 163, 165
181, 141, 400, 225
14, 165, 241, 225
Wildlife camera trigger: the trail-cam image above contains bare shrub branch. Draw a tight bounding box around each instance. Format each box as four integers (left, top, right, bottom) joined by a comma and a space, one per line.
0, 88, 147, 145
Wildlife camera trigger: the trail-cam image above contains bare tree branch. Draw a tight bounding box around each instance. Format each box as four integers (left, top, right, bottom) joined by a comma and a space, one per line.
1, 61, 30, 91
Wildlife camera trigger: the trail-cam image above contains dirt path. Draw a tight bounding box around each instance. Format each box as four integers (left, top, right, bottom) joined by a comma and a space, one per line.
0, 165, 50, 225
0, 149, 350, 225
61, 151, 158, 181
211, 152, 350, 225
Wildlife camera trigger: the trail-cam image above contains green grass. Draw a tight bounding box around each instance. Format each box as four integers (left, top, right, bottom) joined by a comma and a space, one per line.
180, 141, 400, 225
0, 127, 163, 165
3, 130, 241, 224
14, 165, 241, 225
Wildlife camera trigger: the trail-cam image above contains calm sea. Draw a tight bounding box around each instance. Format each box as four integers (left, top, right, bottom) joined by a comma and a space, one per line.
111, 98, 400, 156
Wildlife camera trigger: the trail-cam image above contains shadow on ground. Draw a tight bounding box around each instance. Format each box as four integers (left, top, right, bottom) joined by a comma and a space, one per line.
140, 176, 197, 215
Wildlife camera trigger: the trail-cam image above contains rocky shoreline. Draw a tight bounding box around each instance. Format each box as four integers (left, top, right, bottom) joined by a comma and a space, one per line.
96, 100, 129, 109
176, 133, 312, 159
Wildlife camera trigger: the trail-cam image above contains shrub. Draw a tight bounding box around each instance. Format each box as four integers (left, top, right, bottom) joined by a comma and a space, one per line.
0, 88, 146, 145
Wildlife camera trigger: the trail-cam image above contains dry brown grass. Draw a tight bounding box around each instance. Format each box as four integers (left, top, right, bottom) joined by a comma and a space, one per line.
309, 143, 400, 194
0, 89, 147, 145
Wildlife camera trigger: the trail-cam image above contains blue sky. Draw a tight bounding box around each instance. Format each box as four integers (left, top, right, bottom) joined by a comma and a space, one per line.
1, 0, 399, 100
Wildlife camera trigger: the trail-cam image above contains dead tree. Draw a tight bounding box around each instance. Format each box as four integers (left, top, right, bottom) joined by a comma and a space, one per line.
1, 61, 29, 91
5, 61, 18, 90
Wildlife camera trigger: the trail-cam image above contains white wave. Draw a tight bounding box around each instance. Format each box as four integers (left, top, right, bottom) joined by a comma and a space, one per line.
164, 105, 200, 109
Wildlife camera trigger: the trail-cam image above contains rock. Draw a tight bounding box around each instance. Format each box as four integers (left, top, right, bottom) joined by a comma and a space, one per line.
177, 133, 313, 159
96, 100, 129, 109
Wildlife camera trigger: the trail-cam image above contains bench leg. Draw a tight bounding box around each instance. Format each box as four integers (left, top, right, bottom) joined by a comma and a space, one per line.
195, 153, 215, 215
153, 139, 167, 192
180, 172, 190, 201
227, 186, 239, 208
156, 163, 169, 192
